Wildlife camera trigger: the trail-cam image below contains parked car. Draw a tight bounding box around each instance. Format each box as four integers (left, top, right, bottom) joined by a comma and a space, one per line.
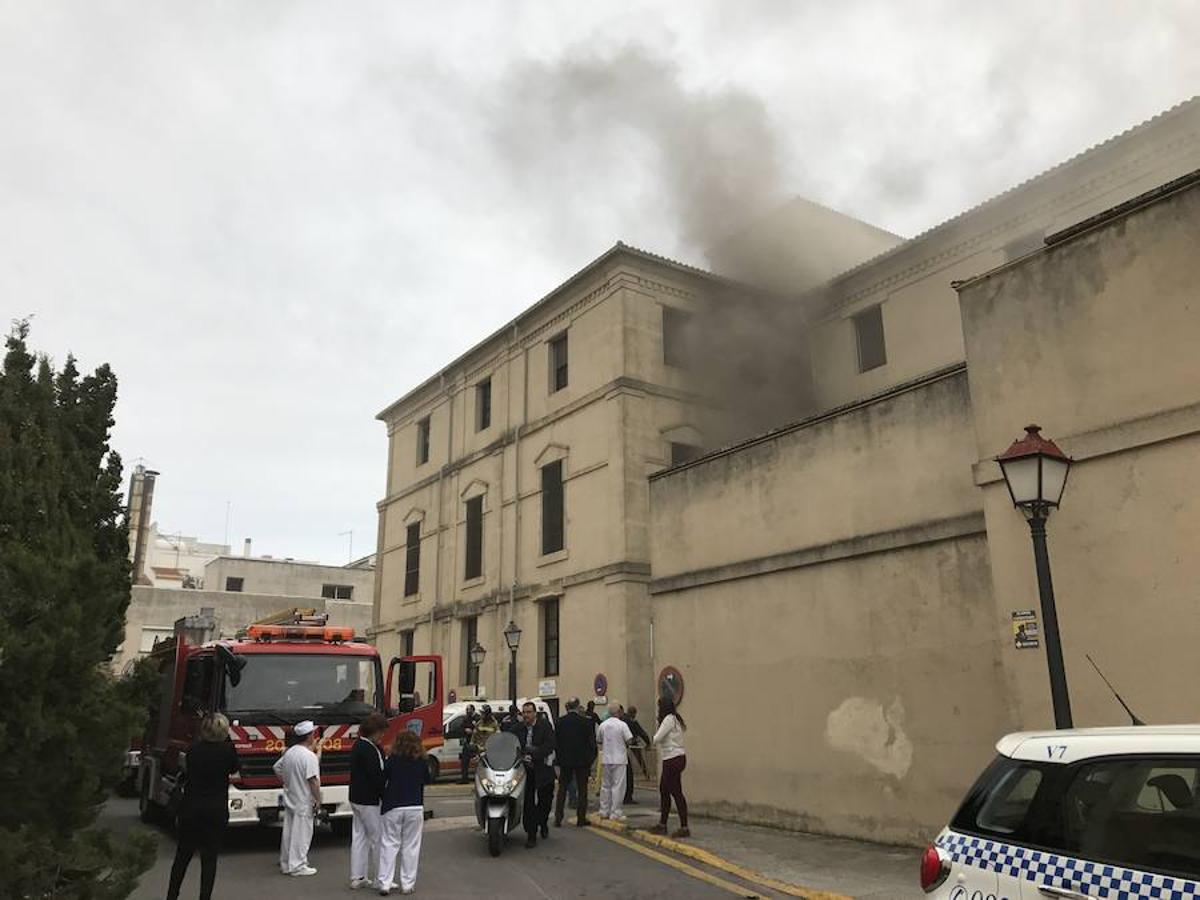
922, 726, 1200, 897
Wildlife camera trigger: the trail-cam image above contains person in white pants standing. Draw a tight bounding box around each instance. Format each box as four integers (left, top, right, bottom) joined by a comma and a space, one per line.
273, 721, 323, 877
348, 713, 389, 889
596, 704, 634, 820
376, 729, 432, 896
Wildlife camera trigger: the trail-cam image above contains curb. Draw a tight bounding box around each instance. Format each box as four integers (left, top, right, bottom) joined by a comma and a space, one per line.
586, 815, 852, 900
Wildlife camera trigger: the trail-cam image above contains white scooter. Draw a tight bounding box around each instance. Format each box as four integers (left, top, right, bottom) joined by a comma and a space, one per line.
474, 731, 527, 857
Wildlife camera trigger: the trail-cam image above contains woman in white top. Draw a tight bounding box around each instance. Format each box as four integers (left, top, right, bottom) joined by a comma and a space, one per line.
649, 697, 689, 837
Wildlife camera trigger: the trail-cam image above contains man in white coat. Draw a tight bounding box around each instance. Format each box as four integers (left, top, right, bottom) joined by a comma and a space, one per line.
273, 720, 323, 877
596, 704, 634, 821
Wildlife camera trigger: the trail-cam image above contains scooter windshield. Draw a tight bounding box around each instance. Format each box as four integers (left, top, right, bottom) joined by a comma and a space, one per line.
482, 731, 521, 770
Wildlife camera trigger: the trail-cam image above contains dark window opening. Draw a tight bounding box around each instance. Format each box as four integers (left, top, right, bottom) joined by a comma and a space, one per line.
543, 598, 560, 677
853, 305, 887, 372
670, 442, 703, 466
541, 460, 564, 555
549, 333, 568, 393
400, 629, 414, 657
321, 584, 353, 600
464, 496, 483, 580
404, 522, 421, 597
662, 306, 692, 368
463, 616, 479, 686
225, 576, 244, 593
476, 378, 492, 431
416, 416, 431, 465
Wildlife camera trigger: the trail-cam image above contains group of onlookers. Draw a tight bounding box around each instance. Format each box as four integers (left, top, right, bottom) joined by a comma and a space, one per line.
162, 694, 688, 898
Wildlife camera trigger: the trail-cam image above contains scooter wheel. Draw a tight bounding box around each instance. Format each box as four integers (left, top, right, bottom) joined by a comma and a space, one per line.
487, 818, 504, 857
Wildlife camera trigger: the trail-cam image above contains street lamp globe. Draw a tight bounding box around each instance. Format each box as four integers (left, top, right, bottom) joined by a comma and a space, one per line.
469, 641, 486, 669
996, 424, 1072, 516
503, 620, 522, 652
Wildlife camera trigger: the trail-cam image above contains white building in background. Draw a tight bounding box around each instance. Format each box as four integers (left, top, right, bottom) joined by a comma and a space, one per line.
142, 522, 230, 588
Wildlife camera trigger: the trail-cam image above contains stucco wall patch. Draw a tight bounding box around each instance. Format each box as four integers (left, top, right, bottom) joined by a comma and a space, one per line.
825, 696, 914, 779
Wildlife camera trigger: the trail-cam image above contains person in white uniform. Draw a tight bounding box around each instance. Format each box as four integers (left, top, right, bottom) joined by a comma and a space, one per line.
596, 705, 634, 820
273, 720, 322, 877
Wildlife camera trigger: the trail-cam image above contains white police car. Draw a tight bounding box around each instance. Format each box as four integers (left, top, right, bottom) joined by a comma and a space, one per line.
922, 726, 1200, 898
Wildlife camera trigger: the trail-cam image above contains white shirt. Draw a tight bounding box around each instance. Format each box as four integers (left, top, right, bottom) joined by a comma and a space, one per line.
597, 716, 633, 765
652, 714, 686, 761
273, 744, 320, 813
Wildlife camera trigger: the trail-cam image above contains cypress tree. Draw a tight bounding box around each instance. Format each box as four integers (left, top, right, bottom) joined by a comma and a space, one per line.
0, 321, 155, 898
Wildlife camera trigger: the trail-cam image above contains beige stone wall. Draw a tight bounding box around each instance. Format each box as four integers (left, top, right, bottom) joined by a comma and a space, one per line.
958, 174, 1200, 731
203, 556, 375, 602
374, 250, 713, 717
114, 586, 374, 673
648, 368, 1011, 844
808, 98, 1200, 414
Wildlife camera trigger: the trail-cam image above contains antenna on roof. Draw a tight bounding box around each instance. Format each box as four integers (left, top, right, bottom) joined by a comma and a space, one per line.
1086, 654, 1145, 726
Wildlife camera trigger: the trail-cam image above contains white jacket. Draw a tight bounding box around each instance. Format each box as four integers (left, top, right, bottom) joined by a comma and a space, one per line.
652, 714, 686, 761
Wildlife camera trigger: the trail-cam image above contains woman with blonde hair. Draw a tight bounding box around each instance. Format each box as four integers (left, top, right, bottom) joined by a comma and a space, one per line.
166, 713, 240, 900
376, 730, 432, 896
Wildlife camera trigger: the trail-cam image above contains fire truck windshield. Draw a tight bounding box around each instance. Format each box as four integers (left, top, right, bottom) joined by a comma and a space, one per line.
222, 653, 382, 720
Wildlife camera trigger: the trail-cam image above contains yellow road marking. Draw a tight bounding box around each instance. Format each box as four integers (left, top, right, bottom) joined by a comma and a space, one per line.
588, 816, 850, 900
588, 825, 766, 898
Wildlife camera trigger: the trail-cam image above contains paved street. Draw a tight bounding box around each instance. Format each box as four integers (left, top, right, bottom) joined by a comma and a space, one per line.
105, 786, 771, 899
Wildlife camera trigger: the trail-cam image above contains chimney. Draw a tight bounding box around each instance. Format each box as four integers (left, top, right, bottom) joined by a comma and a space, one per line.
127, 466, 159, 586
243, 538, 252, 558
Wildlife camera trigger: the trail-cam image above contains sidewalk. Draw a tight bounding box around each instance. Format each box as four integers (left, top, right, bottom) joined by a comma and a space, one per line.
609, 787, 920, 899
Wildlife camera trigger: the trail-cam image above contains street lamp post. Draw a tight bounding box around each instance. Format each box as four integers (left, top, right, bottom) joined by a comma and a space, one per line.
503, 620, 522, 711
469, 642, 486, 700
997, 424, 1074, 729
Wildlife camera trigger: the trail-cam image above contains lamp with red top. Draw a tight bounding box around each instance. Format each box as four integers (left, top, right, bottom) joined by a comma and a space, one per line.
996, 424, 1074, 729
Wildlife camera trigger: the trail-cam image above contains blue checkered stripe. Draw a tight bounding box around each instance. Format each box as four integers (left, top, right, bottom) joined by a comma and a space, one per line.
937, 832, 1200, 899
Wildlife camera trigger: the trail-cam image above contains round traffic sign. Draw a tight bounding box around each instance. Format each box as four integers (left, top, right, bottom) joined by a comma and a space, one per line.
593, 673, 608, 697
658, 666, 684, 706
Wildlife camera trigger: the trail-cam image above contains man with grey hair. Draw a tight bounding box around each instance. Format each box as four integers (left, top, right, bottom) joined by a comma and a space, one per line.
553, 697, 596, 827
597, 703, 634, 821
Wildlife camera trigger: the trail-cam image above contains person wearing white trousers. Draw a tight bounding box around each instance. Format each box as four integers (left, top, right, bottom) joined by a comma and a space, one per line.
598, 764, 628, 819
278, 808, 315, 875
376, 806, 423, 895
596, 709, 634, 820
348, 714, 389, 889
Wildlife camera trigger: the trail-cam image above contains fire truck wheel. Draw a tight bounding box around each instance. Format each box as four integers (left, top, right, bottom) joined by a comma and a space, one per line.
138, 773, 161, 825
427, 757, 440, 783
330, 818, 352, 839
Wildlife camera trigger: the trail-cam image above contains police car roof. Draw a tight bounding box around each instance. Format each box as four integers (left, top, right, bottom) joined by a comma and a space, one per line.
997, 724, 1200, 763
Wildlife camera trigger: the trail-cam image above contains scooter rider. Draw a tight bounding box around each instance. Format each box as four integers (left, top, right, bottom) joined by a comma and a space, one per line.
514, 701, 555, 848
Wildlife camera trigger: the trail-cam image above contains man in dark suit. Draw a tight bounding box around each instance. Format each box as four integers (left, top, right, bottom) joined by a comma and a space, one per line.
622, 705, 652, 805
515, 701, 556, 848
553, 698, 597, 828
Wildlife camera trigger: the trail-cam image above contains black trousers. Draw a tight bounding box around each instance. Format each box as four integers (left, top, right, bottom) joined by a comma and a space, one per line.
523, 777, 554, 837
555, 765, 591, 824
166, 810, 226, 900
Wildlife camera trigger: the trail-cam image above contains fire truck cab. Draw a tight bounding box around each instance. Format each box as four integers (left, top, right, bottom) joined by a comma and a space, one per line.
137, 610, 443, 830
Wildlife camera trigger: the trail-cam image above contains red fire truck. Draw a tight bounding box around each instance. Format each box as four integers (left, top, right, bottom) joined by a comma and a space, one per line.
136, 611, 443, 832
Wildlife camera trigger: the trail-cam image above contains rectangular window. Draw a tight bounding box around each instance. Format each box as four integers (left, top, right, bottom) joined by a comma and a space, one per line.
463, 616, 479, 686
662, 306, 692, 368
543, 598, 560, 677
404, 522, 421, 597
548, 333, 568, 393
416, 416, 431, 465
853, 305, 887, 372
475, 378, 492, 432
670, 442, 703, 466
464, 496, 483, 580
225, 576, 243, 592
1059, 757, 1200, 877
321, 584, 353, 600
541, 460, 564, 555
400, 629, 414, 657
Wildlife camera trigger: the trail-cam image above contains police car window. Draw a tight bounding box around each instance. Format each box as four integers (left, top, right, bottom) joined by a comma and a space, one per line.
1060, 758, 1200, 878
976, 764, 1044, 834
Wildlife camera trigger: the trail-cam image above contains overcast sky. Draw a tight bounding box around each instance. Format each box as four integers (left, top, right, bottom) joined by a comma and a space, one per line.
3, 1, 1197, 565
